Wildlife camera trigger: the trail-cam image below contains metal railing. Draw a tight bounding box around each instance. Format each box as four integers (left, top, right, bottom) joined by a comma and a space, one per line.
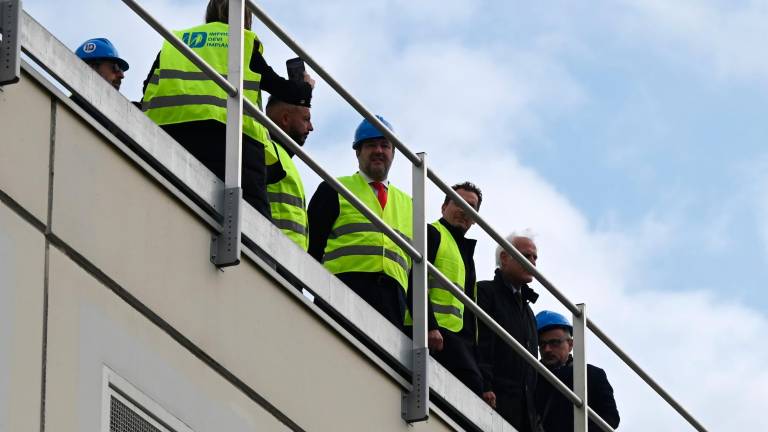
107, 1, 708, 430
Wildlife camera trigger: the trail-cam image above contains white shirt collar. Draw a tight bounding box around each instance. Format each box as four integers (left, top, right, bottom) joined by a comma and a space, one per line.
358, 170, 389, 187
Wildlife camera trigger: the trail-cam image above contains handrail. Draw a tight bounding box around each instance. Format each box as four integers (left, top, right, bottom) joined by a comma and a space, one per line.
119, 0, 422, 265
121, 0, 235, 96
112, 1, 706, 430
247, 1, 422, 167
246, 3, 709, 431
587, 319, 707, 431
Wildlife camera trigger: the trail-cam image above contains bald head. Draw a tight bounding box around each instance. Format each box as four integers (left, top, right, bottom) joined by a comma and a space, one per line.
266, 97, 313, 147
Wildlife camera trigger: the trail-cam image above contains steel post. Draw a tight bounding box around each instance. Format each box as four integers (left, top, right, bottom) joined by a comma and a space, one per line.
211, 0, 244, 267
0, 0, 21, 85
573, 304, 588, 432
403, 152, 428, 422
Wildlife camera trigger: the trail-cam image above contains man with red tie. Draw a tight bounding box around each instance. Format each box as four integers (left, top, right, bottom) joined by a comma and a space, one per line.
307, 116, 413, 330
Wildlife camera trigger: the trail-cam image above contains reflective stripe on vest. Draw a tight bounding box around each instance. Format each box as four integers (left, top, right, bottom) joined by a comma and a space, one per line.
146, 70, 261, 91
142, 22, 276, 165
267, 142, 308, 251
322, 173, 413, 291
404, 221, 466, 331
428, 221, 466, 332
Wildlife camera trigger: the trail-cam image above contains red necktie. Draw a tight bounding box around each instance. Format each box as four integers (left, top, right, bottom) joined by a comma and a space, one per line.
372, 181, 387, 208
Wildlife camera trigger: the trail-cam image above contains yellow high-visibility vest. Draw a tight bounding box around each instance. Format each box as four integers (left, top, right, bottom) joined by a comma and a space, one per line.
142, 21, 276, 164
322, 173, 413, 291
268, 142, 308, 250
404, 221, 466, 332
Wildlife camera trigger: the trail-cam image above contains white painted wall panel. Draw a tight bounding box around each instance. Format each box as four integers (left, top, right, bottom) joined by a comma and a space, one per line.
0, 202, 44, 432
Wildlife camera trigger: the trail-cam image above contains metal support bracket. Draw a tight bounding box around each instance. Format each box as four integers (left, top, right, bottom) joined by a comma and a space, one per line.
0, 0, 21, 86
403, 152, 429, 423
402, 347, 429, 422
211, 187, 242, 267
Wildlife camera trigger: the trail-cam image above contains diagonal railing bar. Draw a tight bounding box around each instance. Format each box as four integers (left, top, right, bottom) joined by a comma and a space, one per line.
427, 168, 580, 315
108, 1, 709, 430
429, 264, 616, 432
588, 407, 616, 432
247, 3, 710, 431
245, 106, 423, 263
246, 0, 422, 168
121, 0, 235, 97
587, 319, 707, 432
427, 262, 582, 407
118, 0, 422, 264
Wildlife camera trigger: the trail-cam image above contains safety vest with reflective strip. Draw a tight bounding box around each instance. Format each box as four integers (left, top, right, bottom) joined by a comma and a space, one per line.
267, 142, 308, 251
322, 173, 413, 291
142, 22, 276, 164
427, 221, 466, 332
404, 221, 467, 331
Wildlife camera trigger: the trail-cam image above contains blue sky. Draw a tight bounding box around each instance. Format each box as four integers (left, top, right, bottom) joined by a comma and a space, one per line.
24, 0, 768, 430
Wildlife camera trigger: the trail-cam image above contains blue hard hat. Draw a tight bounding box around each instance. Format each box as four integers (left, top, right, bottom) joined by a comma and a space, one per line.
536, 310, 573, 334
353, 115, 393, 149
75, 38, 129, 71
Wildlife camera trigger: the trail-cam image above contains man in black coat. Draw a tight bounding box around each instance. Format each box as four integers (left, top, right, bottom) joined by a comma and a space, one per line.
534, 310, 620, 432
477, 234, 541, 431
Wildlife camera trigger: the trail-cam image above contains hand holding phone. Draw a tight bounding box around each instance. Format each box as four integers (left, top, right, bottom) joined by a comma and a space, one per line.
286, 57, 305, 82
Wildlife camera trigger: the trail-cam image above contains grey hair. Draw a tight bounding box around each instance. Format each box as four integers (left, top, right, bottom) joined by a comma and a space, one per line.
495, 230, 536, 268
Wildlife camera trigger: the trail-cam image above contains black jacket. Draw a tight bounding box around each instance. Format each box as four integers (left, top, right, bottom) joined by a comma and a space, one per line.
477, 270, 540, 429
535, 356, 620, 432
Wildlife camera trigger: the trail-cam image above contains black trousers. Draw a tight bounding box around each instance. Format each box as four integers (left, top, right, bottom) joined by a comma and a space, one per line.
336, 272, 407, 331
161, 120, 271, 220
432, 330, 483, 396
496, 387, 535, 432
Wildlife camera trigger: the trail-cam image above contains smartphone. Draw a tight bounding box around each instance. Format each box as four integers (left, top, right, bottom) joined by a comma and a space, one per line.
286, 57, 305, 82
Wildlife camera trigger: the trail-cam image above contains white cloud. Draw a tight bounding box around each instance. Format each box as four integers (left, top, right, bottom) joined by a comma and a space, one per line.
23, 0, 768, 430
619, 0, 768, 87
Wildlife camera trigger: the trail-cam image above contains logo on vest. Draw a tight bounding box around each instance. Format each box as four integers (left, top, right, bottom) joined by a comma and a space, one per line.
182, 32, 208, 48
83, 42, 97, 53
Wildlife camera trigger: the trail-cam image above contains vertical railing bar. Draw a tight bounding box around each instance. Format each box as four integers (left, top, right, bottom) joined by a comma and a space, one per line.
573, 304, 588, 432
587, 319, 708, 432
224, 0, 244, 188
246, 0, 422, 167
209, 0, 245, 267
402, 152, 429, 422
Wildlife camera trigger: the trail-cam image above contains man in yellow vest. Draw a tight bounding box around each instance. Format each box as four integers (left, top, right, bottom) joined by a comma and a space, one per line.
307, 116, 412, 330
407, 182, 484, 395
265, 95, 313, 250
141, 0, 313, 218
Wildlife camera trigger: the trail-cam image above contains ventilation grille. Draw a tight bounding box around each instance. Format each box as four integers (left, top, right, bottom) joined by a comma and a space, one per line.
103, 367, 193, 432
110, 396, 164, 432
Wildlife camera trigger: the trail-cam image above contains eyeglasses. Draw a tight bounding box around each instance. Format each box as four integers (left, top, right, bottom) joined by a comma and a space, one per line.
93, 61, 123, 73
538, 337, 571, 348
107, 62, 124, 73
